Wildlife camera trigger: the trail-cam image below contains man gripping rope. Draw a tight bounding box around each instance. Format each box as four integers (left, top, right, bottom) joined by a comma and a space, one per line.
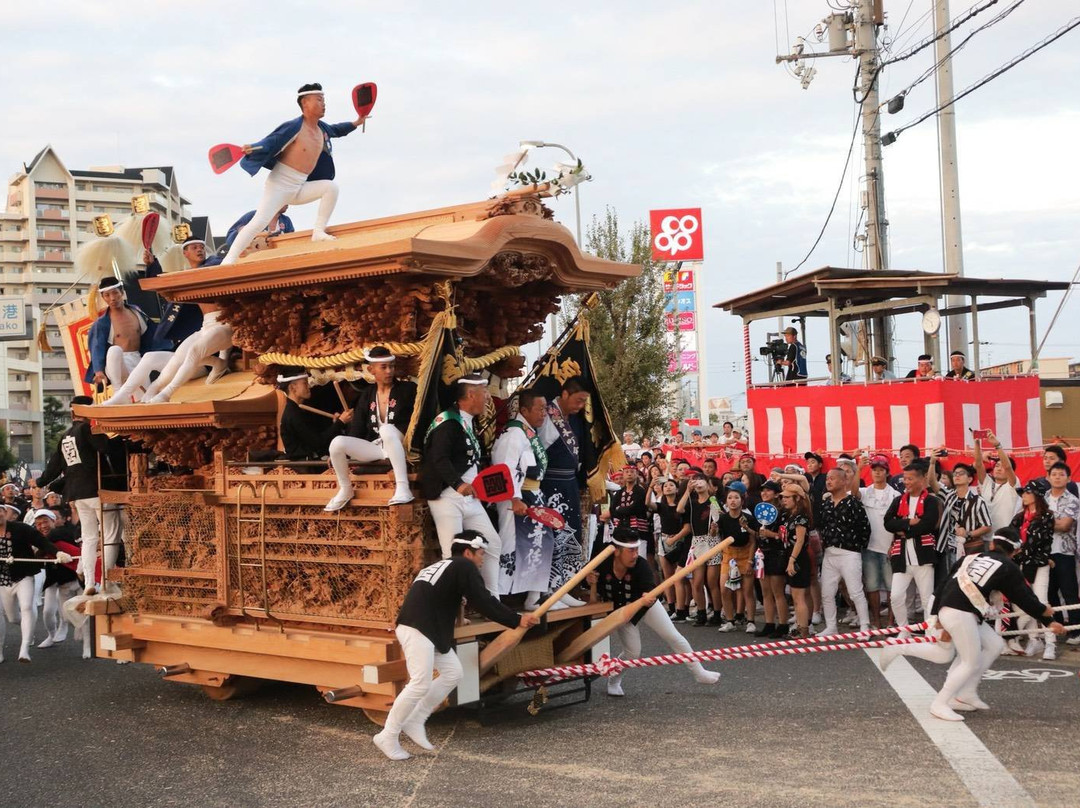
223, 83, 368, 265
879, 527, 1065, 722
372, 531, 538, 760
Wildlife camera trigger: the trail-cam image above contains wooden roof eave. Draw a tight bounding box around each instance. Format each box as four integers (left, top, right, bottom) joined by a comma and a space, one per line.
141, 214, 638, 304
73, 387, 278, 433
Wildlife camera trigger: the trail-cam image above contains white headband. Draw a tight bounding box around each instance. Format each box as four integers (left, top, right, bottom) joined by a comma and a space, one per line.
363, 350, 396, 364
458, 375, 487, 386
277, 373, 308, 384
451, 534, 488, 549
1, 503, 21, 516
297, 90, 324, 98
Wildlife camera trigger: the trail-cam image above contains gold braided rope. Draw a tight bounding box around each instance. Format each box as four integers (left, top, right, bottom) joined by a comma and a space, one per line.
259, 343, 521, 372
258, 342, 424, 368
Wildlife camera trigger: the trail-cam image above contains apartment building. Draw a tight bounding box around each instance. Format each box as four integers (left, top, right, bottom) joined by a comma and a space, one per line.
0, 145, 214, 463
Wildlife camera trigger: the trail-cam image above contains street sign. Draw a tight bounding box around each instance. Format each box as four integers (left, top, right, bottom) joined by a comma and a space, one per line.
0, 296, 29, 341
650, 208, 704, 261
663, 311, 696, 332
676, 269, 695, 291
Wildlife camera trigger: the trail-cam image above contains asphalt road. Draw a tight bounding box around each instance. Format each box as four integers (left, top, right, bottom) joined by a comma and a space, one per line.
2, 620, 1078, 808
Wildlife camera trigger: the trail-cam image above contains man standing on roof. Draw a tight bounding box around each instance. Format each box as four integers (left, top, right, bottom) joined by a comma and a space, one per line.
222, 83, 368, 265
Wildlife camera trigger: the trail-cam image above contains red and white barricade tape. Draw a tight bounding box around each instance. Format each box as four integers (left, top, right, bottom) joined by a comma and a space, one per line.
519, 623, 931, 685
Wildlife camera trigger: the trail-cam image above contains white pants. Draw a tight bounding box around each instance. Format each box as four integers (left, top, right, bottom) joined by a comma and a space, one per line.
821, 547, 870, 631
383, 624, 463, 737
609, 601, 715, 691
103, 351, 175, 405
223, 163, 339, 265
0, 576, 37, 660
43, 580, 81, 642
327, 425, 409, 491
74, 498, 122, 590
890, 563, 936, 628
935, 606, 1004, 710
143, 311, 233, 401
104, 346, 142, 388
1018, 565, 1055, 647
428, 488, 502, 595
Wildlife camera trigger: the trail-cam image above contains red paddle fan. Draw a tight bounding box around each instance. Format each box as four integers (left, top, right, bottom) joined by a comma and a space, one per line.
208, 143, 260, 175
470, 464, 514, 503
141, 212, 160, 251
526, 506, 566, 530
351, 82, 377, 131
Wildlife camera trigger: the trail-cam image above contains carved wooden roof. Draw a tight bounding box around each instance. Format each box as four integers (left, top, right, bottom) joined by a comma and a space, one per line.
73, 373, 277, 433
142, 192, 638, 304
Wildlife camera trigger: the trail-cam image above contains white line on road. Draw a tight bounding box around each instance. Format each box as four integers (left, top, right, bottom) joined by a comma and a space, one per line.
865, 649, 1036, 808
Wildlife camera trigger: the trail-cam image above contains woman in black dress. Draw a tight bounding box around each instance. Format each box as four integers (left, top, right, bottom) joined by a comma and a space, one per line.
780, 485, 814, 639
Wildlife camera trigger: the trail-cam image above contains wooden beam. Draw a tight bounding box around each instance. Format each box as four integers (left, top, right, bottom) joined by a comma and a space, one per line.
936, 298, 1024, 318
363, 659, 408, 685
99, 633, 147, 652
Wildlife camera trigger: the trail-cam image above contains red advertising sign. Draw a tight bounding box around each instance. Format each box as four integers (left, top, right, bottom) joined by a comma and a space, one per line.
662, 270, 675, 293
650, 208, 704, 261
667, 350, 699, 373
676, 269, 695, 291
663, 311, 696, 332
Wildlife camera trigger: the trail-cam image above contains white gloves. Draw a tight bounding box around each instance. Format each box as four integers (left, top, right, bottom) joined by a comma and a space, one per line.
55, 551, 74, 564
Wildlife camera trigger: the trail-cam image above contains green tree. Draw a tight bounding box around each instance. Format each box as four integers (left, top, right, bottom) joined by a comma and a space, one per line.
0, 427, 19, 476
43, 395, 69, 455
565, 207, 683, 438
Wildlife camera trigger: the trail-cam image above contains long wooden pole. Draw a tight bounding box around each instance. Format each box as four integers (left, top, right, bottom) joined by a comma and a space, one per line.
556, 537, 733, 663
478, 545, 615, 674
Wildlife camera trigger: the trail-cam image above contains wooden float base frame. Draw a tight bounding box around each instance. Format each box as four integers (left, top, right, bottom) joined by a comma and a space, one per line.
94, 600, 611, 726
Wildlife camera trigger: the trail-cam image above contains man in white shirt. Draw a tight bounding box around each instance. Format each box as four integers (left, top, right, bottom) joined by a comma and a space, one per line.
973, 432, 1019, 531
854, 453, 900, 628
621, 431, 642, 462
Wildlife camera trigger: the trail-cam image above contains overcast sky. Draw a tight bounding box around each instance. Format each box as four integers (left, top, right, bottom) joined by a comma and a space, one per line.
3, 1, 1077, 408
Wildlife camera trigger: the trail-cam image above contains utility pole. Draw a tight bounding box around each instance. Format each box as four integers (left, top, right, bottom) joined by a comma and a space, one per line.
933, 0, 969, 358
777, 0, 894, 368
854, 0, 893, 366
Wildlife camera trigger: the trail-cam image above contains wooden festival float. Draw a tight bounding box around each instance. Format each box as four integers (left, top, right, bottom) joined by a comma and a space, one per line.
69, 190, 639, 724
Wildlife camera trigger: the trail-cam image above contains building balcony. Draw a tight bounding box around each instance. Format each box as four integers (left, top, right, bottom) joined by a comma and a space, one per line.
37, 251, 71, 262
0, 230, 27, 242
34, 187, 69, 201
36, 208, 69, 220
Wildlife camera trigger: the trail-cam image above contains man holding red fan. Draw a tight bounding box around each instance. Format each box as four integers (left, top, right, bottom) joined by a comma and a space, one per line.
222, 82, 368, 265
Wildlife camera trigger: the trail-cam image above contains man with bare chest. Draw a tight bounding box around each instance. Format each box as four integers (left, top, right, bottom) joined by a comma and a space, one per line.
223, 82, 368, 265
84, 276, 166, 391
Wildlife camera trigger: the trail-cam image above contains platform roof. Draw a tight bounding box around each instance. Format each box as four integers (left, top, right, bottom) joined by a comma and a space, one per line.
715, 267, 1070, 322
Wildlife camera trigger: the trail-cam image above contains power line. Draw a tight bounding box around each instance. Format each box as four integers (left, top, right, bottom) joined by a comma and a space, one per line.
888, 0, 1026, 110
856, 0, 1005, 104
884, 15, 1080, 145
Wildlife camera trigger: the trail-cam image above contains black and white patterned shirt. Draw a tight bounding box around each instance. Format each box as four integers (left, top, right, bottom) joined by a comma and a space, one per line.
820, 493, 871, 553
938, 487, 992, 554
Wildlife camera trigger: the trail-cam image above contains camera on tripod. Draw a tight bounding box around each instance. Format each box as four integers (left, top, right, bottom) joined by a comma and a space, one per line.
759, 336, 786, 363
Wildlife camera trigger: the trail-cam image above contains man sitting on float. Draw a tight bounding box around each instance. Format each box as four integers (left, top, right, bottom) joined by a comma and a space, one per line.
324, 347, 415, 511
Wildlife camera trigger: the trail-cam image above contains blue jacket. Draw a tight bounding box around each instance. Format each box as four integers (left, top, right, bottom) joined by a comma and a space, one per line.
141, 255, 222, 345
240, 117, 357, 182
84, 302, 169, 383
222, 210, 295, 252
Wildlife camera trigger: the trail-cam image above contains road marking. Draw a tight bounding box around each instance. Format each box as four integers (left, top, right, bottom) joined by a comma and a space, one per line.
866, 649, 1036, 808
981, 667, 1071, 683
